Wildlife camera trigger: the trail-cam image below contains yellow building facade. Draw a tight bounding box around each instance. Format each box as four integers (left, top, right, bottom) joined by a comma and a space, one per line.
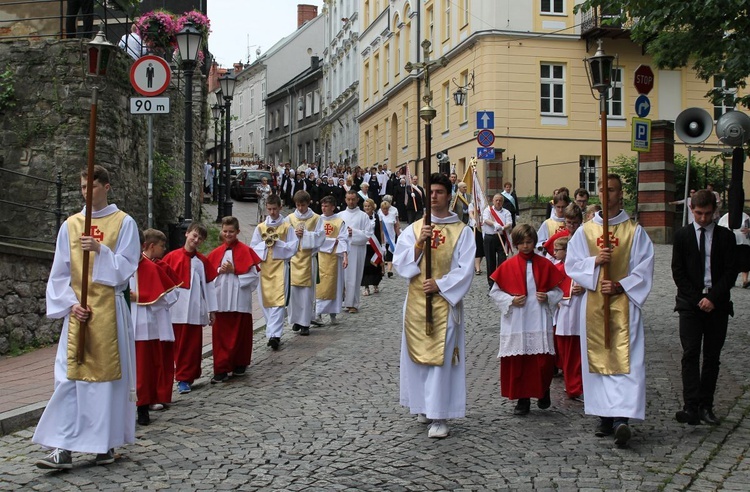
358, 0, 748, 199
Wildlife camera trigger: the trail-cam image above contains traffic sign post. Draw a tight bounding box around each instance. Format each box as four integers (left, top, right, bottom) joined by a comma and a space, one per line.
477, 129, 495, 148
634, 65, 654, 95
635, 94, 651, 118
477, 147, 495, 160
130, 55, 171, 97
477, 111, 494, 130
130, 97, 170, 114
631, 117, 652, 152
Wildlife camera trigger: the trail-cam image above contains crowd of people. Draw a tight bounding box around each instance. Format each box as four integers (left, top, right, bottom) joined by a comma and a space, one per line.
32, 163, 744, 470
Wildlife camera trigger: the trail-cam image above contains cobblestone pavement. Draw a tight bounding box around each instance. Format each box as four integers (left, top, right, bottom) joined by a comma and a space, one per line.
1, 241, 749, 490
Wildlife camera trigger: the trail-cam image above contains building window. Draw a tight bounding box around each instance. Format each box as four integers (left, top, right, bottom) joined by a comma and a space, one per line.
606, 68, 623, 117
444, 1, 451, 41
274, 110, 279, 129
374, 53, 380, 93
314, 90, 321, 114
365, 130, 370, 166
364, 0, 370, 27
260, 127, 265, 157
364, 61, 370, 100
540, 63, 565, 115
384, 43, 390, 85
427, 6, 434, 47
460, 70, 469, 123
395, 30, 401, 77
237, 136, 242, 153
284, 103, 290, 126
238, 94, 243, 119
249, 132, 254, 155
250, 88, 255, 114
403, 102, 409, 147
541, 0, 564, 14
443, 82, 450, 131
713, 76, 736, 120
306, 92, 313, 117
459, 0, 469, 27
374, 124, 379, 163
262, 82, 266, 107
580, 156, 598, 194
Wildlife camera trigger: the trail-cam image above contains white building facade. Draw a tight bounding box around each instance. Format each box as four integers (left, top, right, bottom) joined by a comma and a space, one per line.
229, 59, 267, 163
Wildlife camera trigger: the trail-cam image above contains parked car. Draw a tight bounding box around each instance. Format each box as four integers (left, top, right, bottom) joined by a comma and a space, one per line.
230, 169, 273, 201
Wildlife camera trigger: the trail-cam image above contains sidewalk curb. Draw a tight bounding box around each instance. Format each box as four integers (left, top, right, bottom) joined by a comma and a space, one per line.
0, 321, 267, 437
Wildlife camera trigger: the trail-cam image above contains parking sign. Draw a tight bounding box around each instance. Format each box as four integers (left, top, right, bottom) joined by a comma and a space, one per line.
631, 118, 651, 152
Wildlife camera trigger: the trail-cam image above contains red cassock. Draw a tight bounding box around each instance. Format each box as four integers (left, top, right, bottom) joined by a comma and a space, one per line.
491, 252, 564, 400
207, 241, 262, 374
554, 261, 583, 399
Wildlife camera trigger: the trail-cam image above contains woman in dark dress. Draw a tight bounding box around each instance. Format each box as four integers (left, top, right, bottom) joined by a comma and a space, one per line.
361, 198, 383, 295
469, 203, 485, 275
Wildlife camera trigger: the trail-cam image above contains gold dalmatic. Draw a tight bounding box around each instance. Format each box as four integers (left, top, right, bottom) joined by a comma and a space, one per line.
317, 217, 343, 300
546, 217, 566, 237
258, 221, 291, 308
404, 219, 465, 366
583, 219, 636, 374
287, 214, 320, 287
66, 211, 126, 382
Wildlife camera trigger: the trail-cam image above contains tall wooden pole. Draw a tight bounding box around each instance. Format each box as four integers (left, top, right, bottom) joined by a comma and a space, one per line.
78, 86, 99, 364
423, 121, 433, 332
600, 94, 611, 350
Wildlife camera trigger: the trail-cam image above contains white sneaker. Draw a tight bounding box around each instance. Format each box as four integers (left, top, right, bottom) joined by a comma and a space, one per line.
417, 413, 432, 424
428, 420, 449, 438
149, 403, 165, 411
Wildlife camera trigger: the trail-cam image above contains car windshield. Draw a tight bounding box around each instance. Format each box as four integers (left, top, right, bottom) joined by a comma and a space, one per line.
247, 171, 271, 180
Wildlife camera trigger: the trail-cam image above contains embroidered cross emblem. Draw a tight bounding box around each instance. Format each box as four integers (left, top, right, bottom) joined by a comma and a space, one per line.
430, 229, 446, 249
596, 232, 620, 249
89, 225, 104, 241
324, 223, 334, 236
556, 224, 566, 233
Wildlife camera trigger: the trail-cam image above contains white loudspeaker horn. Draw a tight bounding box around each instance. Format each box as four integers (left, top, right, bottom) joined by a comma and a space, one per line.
675, 107, 714, 144
715, 110, 750, 147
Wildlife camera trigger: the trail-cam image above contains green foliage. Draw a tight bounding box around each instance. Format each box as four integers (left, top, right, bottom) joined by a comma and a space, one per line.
198, 223, 221, 254
575, 1, 750, 109
153, 151, 180, 201
0, 67, 15, 113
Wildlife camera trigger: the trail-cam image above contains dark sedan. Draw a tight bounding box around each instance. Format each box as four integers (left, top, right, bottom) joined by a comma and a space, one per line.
230, 170, 272, 201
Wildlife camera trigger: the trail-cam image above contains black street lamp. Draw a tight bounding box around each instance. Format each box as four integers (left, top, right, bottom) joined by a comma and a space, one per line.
219, 73, 237, 219
215, 90, 226, 219
175, 24, 203, 224
211, 103, 221, 220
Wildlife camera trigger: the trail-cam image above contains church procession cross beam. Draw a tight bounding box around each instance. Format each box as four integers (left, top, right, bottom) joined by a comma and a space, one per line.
405, 39, 448, 335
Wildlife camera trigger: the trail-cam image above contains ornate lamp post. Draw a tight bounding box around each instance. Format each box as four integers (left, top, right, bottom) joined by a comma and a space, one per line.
211, 103, 221, 217
214, 90, 225, 219
78, 24, 116, 364
219, 73, 237, 218
404, 39, 448, 334
175, 24, 203, 224
584, 38, 617, 349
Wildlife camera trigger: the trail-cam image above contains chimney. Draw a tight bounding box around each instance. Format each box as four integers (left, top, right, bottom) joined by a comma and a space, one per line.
297, 4, 318, 28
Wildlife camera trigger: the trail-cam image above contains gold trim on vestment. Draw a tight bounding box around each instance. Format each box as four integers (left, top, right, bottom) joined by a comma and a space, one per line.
317, 217, 343, 300
258, 222, 290, 308
66, 211, 126, 382
583, 219, 636, 375
288, 214, 320, 287
545, 218, 566, 238
404, 219, 465, 366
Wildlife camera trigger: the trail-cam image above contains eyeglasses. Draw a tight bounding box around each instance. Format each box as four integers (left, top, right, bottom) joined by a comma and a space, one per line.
553, 248, 566, 252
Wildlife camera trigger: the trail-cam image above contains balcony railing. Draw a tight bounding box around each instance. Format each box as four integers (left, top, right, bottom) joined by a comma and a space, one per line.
579, 7, 635, 40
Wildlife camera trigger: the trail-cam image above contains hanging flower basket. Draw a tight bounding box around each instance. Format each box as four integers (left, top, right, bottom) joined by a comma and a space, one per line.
135, 10, 178, 53
176, 10, 211, 43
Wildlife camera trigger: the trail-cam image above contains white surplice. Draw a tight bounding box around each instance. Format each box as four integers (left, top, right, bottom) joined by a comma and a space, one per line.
285, 209, 325, 327
33, 205, 140, 454
249, 215, 298, 339
169, 256, 219, 325
337, 207, 374, 309
316, 214, 349, 315
565, 210, 654, 420
537, 215, 565, 250
130, 269, 179, 342
394, 213, 475, 419
489, 262, 563, 357
213, 249, 259, 314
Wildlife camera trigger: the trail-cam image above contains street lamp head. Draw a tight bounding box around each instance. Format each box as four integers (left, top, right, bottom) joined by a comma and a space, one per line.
211, 104, 220, 120
584, 39, 617, 97
85, 24, 116, 78
215, 89, 223, 106
219, 74, 237, 101
176, 25, 203, 66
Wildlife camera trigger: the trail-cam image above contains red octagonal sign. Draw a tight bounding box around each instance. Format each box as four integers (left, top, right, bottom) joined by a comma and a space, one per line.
634, 65, 654, 95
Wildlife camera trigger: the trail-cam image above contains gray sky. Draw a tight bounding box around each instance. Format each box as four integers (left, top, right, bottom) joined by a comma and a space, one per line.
207, 1, 324, 68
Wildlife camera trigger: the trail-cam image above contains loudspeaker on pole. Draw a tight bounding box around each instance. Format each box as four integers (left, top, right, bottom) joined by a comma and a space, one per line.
675, 107, 713, 144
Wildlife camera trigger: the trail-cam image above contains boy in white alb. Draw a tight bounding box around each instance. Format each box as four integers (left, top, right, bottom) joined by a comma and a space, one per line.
338, 190, 374, 313
315, 195, 349, 324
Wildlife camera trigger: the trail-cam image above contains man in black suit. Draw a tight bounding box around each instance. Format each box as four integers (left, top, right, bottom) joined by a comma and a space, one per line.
406, 175, 425, 224
671, 189, 738, 426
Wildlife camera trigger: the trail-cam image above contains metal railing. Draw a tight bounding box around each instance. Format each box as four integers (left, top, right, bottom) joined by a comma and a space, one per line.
0, 0, 133, 42
0, 166, 63, 245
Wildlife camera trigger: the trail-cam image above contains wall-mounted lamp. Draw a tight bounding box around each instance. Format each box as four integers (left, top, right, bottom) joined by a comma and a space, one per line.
452, 70, 475, 106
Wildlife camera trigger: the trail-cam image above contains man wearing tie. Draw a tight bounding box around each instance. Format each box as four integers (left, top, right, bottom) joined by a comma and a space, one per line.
671, 189, 738, 426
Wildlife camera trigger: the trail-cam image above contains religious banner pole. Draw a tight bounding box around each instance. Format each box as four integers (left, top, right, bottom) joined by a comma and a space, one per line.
406, 40, 447, 335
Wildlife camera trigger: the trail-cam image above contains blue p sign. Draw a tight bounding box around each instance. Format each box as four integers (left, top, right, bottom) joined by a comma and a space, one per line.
631, 118, 651, 152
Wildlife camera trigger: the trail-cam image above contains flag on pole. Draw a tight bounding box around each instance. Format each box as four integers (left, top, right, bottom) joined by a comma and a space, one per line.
369, 235, 384, 266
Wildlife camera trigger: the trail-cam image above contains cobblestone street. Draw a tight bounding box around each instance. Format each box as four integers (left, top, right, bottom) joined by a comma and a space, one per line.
1, 242, 749, 490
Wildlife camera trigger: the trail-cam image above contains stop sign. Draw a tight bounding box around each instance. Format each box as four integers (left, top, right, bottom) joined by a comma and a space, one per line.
634, 65, 654, 95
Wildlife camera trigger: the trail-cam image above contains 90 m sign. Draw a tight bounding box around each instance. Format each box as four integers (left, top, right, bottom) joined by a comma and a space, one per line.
130, 97, 170, 114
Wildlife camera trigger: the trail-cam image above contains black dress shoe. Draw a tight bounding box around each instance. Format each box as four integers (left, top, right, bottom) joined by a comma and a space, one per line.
300, 326, 310, 336
675, 409, 701, 425
614, 423, 632, 447
595, 417, 614, 437
513, 398, 531, 415
537, 389, 551, 409
699, 408, 720, 426
137, 405, 150, 426
292, 324, 301, 332
269, 337, 280, 350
